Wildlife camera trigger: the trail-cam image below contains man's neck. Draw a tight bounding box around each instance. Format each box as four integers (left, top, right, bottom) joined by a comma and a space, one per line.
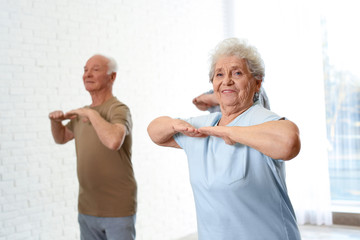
89, 90, 114, 107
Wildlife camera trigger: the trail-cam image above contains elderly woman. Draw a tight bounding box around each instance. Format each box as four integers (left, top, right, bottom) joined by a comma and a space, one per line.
147, 38, 301, 240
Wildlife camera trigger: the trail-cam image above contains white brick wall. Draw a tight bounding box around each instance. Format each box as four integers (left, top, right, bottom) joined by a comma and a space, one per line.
0, 0, 226, 239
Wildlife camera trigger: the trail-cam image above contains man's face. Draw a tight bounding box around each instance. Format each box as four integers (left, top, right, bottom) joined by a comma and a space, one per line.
82, 55, 113, 92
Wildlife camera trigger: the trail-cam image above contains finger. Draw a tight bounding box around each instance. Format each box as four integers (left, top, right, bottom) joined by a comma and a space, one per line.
65, 108, 79, 115
64, 112, 78, 119
178, 129, 193, 135
188, 128, 204, 135
174, 126, 189, 132
68, 114, 78, 119
186, 127, 198, 133
66, 109, 76, 114
49, 112, 63, 119
179, 128, 197, 134
194, 133, 208, 138
181, 132, 207, 138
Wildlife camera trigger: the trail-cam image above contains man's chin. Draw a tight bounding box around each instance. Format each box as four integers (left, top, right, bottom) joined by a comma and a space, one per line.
84, 85, 96, 91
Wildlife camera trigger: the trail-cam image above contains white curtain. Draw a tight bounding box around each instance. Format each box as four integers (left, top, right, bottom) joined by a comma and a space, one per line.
228, 0, 334, 225
322, 0, 360, 208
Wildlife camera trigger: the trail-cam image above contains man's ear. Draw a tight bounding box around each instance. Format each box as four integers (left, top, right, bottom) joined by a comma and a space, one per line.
110, 72, 116, 82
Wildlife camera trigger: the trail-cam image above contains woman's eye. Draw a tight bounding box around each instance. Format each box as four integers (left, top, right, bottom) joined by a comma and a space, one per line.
216, 73, 223, 77
234, 71, 242, 76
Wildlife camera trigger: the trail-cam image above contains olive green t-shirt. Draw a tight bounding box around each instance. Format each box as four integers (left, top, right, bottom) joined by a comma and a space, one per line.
67, 97, 137, 217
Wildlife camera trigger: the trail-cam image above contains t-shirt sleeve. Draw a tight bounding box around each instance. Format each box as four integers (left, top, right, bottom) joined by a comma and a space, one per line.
251, 106, 284, 125
109, 103, 133, 134
173, 113, 220, 150
173, 117, 195, 150
174, 131, 187, 150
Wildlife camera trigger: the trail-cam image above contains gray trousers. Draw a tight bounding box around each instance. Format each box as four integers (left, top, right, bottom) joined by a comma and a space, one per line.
78, 213, 136, 240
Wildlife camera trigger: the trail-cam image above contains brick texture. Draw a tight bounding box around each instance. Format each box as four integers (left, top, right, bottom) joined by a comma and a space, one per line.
0, 0, 226, 239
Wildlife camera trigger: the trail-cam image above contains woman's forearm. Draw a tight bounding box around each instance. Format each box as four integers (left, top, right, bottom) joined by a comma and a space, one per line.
228, 120, 300, 160
147, 116, 180, 147
198, 119, 300, 160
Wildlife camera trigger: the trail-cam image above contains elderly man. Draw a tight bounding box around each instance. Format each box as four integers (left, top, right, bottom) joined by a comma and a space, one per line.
49, 54, 137, 240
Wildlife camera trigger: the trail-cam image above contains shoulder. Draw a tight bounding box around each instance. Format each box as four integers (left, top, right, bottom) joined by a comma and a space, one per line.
239, 104, 282, 125
106, 98, 131, 115
104, 98, 133, 126
110, 97, 129, 109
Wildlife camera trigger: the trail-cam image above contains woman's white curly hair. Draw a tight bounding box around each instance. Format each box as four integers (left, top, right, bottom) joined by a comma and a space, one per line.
208, 38, 265, 83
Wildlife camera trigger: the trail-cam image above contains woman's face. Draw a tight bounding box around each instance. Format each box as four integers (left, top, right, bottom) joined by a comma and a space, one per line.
212, 55, 261, 111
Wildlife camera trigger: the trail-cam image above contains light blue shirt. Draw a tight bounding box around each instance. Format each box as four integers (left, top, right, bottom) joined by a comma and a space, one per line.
174, 103, 301, 240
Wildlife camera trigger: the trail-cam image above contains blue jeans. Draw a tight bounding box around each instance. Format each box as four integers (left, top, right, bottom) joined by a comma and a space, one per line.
78, 213, 136, 240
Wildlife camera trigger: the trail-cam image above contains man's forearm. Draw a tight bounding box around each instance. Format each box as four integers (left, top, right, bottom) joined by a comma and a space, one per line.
87, 110, 126, 150
51, 121, 67, 144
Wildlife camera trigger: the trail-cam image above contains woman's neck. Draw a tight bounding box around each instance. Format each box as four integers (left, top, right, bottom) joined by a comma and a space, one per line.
219, 103, 252, 126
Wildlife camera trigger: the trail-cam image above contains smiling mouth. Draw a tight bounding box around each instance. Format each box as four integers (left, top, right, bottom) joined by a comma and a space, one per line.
222, 89, 235, 93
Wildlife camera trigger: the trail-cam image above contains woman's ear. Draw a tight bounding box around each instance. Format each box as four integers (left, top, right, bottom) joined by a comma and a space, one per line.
255, 79, 262, 92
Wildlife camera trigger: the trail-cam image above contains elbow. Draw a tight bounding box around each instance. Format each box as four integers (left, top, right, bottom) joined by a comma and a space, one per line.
282, 133, 301, 161
147, 128, 160, 145
54, 139, 65, 144
147, 122, 161, 145
108, 137, 124, 151
147, 124, 170, 146
107, 133, 125, 151
107, 124, 127, 151
54, 136, 68, 145
147, 116, 178, 147
109, 142, 121, 151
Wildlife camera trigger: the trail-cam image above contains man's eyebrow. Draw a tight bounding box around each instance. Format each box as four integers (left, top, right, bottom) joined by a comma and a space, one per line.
84, 64, 102, 69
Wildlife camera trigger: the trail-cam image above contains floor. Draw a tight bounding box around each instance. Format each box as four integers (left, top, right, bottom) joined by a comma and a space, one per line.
300, 225, 360, 240
177, 224, 360, 240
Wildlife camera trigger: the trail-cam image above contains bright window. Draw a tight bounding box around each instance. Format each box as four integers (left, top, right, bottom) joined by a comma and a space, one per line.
322, 1, 360, 209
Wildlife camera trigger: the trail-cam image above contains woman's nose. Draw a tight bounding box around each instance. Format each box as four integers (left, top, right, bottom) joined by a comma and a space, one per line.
223, 74, 233, 85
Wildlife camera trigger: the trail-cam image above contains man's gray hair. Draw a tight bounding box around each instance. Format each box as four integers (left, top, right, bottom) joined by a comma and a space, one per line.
106, 56, 118, 74
91, 54, 118, 74
208, 38, 265, 82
